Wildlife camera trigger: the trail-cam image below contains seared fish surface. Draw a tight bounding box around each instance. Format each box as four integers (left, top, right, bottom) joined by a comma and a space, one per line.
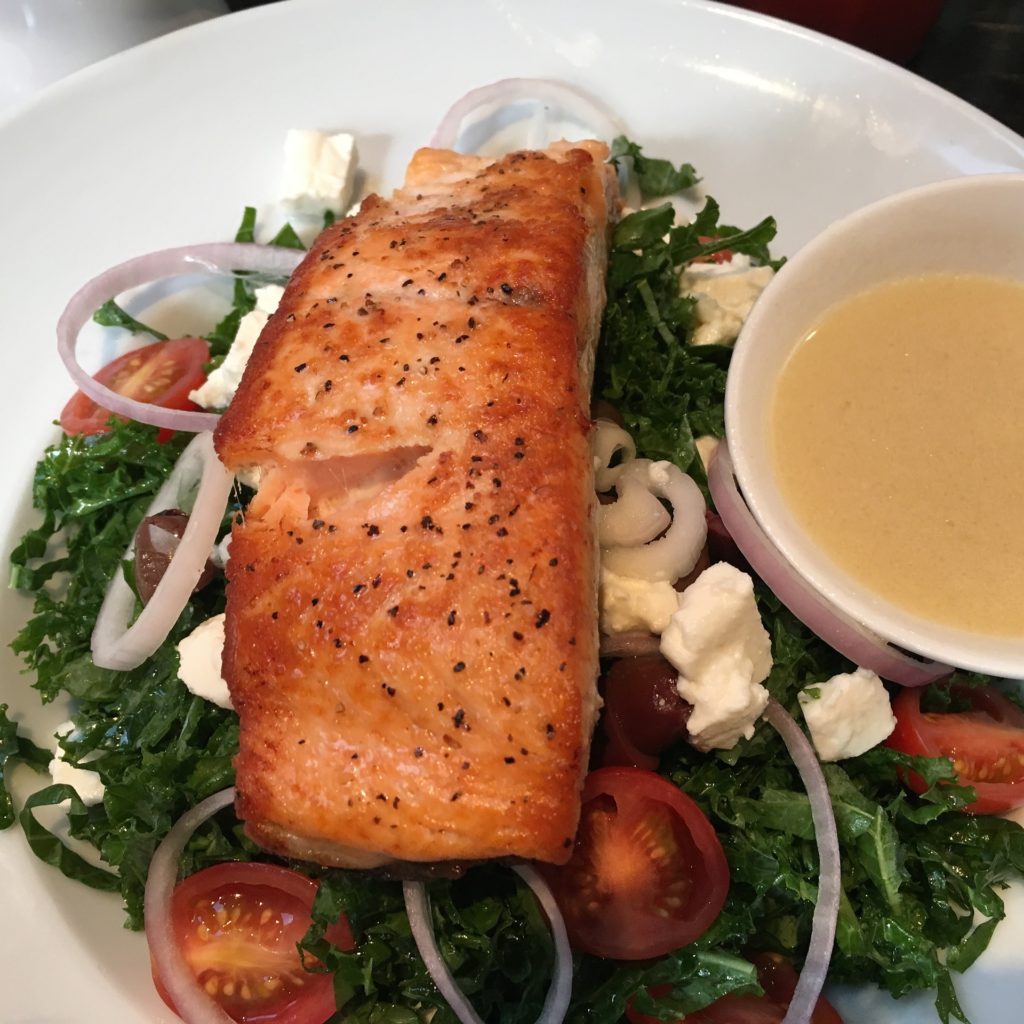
214, 141, 616, 869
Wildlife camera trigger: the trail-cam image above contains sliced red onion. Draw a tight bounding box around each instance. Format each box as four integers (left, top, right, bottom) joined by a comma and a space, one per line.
144, 786, 236, 1024
57, 242, 303, 433
92, 432, 233, 671
708, 443, 953, 687
763, 700, 840, 1024
403, 865, 572, 1024
601, 460, 708, 583
430, 78, 626, 151
599, 631, 663, 659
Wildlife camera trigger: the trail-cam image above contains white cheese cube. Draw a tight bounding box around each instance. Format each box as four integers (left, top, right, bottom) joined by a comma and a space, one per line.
798, 668, 896, 761
660, 562, 772, 750
190, 283, 283, 412
280, 129, 358, 216
176, 613, 233, 710
600, 567, 682, 635
49, 721, 105, 807
679, 253, 775, 346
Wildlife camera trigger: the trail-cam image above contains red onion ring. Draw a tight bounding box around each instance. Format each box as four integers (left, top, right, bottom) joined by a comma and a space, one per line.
763, 700, 840, 1024
144, 786, 236, 1024
599, 631, 662, 659
708, 443, 953, 687
57, 242, 303, 433
403, 864, 572, 1024
430, 78, 626, 151
92, 432, 233, 671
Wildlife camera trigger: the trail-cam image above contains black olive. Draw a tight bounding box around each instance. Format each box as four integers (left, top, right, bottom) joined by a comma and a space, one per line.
133, 508, 218, 605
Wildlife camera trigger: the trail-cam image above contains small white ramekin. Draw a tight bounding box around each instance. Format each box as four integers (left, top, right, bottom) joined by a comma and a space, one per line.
724, 172, 1024, 678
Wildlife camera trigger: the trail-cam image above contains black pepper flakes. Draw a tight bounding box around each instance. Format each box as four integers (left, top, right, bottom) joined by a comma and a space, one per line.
473, 430, 487, 442
323, 380, 333, 391
512, 631, 524, 641
348, 424, 360, 433
447, 610, 457, 626
504, 756, 516, 764
312, 519, 325, 530
339, 354, 349, 362
546, 723, 555, 736
387, 605, 400, 617
453, 708, 465, 727
496, 527, 509, 537
549, 557, 559, 567
359, 654, 370, 664
453, 661, 466, 673
353, 583, 366, 594
535, 609, 551, 628
365, 523, 379, 537
414, 747, 424, 758
294, 362, 307, 373
372, 575, 382, 588
451, 792, 461, 802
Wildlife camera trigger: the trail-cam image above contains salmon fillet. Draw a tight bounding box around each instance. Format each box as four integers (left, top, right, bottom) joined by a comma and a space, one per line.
214, 141, 616, 869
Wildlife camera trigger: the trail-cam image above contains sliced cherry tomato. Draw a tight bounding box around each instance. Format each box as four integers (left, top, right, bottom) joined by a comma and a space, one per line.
694, 235, 734, 264
59, 336, 209, 437
627, 955, 843, 1024
151, 862, 354, 1024
887, 684, 1024, 814
542, 766, 729, 960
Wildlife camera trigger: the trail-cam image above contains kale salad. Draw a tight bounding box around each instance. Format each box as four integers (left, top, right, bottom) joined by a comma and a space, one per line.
3, 135, 1024, 1024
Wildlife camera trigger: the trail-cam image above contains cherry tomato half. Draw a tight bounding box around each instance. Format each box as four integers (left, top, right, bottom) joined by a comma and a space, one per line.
627, 954, 843, 1024
887, 684, 1024, 814
543, 766, 729, 960
60, 336, 209, 437
151, 862, 354, 1024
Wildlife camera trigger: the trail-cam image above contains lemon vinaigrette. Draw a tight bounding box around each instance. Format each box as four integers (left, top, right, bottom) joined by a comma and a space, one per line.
771, 272, 1024, 636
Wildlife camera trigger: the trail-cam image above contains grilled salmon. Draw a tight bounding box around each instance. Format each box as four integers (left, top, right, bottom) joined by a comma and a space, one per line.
214, 141, 617, 869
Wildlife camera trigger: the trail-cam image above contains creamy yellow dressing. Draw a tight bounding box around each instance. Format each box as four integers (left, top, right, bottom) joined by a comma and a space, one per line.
771, 272, 1024, 636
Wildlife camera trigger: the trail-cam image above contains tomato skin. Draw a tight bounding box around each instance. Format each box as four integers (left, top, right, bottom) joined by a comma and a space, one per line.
887, 684, 1024, 814
626, 955, 843, 1024
59, 336, 209, 438
543, 767, 729, 961
151, 862, 354, 1024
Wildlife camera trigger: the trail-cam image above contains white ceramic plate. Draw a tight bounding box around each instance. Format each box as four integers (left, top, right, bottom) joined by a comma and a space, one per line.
1, 1, 1022, 1021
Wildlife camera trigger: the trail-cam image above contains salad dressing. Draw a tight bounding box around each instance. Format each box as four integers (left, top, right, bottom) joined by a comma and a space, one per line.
771, 272, 1024, 636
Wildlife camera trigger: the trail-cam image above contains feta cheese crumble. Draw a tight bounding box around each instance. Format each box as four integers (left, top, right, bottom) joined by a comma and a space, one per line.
176, 614, 233, 710
280, 129, 358, 216
48, 721, 105, 806
600, 567, 681, 635
660, 562, 772, 750
798, 667, 896, 761
679, 253, 774, 346
190, 283, 283, 411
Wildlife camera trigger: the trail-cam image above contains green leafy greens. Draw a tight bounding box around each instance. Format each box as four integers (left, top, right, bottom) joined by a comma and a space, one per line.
5, 148, 1024, 1024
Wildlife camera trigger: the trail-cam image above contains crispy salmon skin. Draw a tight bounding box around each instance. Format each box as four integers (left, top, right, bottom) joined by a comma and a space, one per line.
214, 142, 616, 869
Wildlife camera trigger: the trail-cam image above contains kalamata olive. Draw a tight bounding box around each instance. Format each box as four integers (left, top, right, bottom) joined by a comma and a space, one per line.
591, 399, 626, 427
133, 508, 217, 604
598, 654, 693, 769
